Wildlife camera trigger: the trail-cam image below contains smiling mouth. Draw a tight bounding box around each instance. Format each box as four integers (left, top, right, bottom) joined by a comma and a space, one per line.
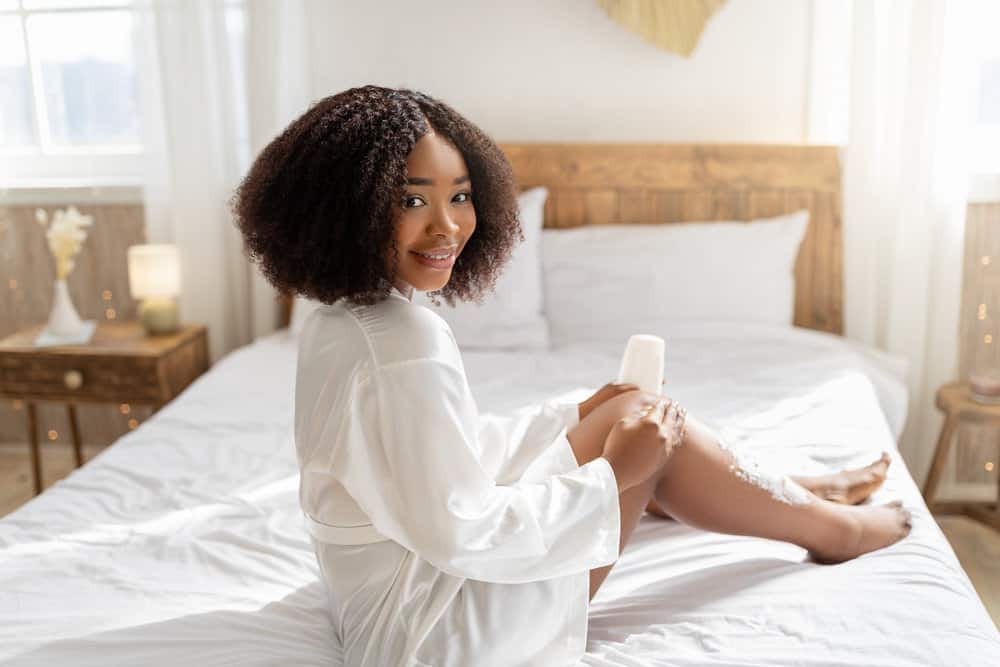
412, 249, 454, 260
410, 248, 457, 269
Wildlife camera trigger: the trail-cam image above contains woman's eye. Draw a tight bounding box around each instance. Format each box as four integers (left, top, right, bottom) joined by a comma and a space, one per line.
453, 192, 471, 203
403, 195, 425, 208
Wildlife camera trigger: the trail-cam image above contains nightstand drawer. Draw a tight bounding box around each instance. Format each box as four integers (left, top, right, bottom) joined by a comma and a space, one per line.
0, 354, 162, 402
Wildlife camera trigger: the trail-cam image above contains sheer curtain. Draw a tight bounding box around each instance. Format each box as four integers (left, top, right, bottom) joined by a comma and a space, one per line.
137, 0, 311, 361
843, 0, 976, 484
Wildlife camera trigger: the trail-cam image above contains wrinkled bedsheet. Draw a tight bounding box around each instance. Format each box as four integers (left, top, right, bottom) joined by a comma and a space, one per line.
1, 323, 997, 666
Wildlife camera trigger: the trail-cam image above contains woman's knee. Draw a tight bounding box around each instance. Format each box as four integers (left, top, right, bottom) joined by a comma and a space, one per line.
567, 389, 661, 464
596, 389, 661, 423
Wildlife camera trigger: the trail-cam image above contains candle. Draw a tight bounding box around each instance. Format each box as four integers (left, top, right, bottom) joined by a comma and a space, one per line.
970, 373, 1000, 404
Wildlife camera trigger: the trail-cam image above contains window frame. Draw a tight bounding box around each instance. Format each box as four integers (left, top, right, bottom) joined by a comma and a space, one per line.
0, 0, 144, 188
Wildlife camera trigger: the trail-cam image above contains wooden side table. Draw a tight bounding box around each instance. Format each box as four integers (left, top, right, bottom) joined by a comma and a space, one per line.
0, 322, 209, 495
922, 381, 1000, 531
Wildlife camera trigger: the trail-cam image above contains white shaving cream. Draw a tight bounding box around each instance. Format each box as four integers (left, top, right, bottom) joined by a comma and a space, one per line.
714, 437, 813, 505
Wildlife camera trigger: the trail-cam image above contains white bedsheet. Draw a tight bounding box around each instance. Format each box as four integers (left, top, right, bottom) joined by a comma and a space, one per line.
1, 323, 997, 666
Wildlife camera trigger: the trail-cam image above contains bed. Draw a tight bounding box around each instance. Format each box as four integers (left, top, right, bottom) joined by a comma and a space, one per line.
2, 145, 998, 666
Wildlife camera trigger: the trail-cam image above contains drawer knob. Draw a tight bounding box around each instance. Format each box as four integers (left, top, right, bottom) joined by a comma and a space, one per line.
63, 370, 84, 390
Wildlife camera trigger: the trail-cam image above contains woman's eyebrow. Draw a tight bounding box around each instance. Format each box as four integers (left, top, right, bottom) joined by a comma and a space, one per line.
406, 175, 471, 185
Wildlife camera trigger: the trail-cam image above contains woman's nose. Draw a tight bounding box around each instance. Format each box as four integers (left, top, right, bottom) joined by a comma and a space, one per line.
428, 207, 460, 237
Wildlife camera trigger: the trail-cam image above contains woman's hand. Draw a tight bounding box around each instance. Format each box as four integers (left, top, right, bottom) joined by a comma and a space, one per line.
578, 382, 642, 422
601, 397, 687, 493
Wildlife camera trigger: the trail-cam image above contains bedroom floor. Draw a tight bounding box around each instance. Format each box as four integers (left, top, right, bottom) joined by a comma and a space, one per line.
1, 440, 998, 631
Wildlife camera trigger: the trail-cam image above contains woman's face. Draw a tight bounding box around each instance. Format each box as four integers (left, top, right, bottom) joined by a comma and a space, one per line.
388, 128, 476, 294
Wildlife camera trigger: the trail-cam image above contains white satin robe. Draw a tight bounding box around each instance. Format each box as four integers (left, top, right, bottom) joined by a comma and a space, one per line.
294, 285, 621, 666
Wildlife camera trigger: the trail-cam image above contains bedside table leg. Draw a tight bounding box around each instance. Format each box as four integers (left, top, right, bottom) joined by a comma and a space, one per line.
922, 414, 959, 507
67, 403, 83, 468
25, 402, 41, 496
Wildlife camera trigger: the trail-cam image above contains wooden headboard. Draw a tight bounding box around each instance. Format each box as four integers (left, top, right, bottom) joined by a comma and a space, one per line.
281, 143, 843, 335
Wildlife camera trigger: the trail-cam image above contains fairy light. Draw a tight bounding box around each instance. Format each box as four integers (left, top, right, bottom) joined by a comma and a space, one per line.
983, 256, 992, 266
127, 418, 138, 430
985, 334, 993, 345
105, 308, 117, 320
119, 403, 130, 415
985, 462, 995, 472
12, 399, 23, 411
979, 303, 987, 320
47, 429, 58, 441
102, 289, 113, 301
7, 278, 16, 290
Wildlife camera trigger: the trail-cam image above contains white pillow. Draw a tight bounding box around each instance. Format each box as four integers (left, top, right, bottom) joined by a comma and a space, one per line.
541, 210, 810, 346
412, 187, 549, 349
290, 187, 550, 349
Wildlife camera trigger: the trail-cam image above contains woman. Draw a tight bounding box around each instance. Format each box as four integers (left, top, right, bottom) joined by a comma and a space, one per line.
232, 86, 911, 666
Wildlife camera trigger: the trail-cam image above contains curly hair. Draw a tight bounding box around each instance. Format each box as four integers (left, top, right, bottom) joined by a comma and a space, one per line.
230, 85, 523, 307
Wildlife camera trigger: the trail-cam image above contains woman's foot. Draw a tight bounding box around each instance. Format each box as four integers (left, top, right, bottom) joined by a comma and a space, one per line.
793, 452, 892, 505
810, 501, 912, 564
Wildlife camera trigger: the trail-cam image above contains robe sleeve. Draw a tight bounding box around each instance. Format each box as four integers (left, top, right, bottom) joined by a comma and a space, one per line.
336, 357, 621, 584
477, 398, 581, 484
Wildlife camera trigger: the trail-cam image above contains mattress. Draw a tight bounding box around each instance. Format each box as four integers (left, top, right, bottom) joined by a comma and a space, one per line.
1, 323, 997, 666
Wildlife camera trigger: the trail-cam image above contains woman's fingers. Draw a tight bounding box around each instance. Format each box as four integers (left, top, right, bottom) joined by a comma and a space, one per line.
648, 397, 668, 424
664, 402, 678, 428
662, 401, 687, 447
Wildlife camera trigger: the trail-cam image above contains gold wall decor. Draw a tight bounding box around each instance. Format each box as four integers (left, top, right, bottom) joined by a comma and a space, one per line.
597, 0, 727, 58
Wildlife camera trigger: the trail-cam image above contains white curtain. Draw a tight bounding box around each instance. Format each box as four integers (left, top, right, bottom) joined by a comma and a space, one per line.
843, 0, 977, 485
137, 0, 311, 361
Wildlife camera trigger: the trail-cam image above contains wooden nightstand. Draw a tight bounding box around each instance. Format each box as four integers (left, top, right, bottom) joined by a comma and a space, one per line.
0, 322, 209, 495
923, 381, 1000, 530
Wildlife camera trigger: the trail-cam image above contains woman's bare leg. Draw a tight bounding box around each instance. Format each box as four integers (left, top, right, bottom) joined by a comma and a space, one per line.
645, 451, 893, 517
789, 452, 892, 504
567, 391, 668, 600
567, 391, 911, 601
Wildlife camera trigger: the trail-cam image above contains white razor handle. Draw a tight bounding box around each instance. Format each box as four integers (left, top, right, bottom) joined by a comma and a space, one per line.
616, 334, 665, 395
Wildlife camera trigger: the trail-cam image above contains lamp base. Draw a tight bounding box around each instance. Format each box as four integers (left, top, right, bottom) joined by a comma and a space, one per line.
139, 298, 179, 335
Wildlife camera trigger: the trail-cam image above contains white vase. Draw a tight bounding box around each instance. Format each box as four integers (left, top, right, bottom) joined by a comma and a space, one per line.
45, 278, 85, 337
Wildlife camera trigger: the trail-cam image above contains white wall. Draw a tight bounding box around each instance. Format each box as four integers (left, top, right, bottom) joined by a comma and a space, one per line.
306, 0, 841, 143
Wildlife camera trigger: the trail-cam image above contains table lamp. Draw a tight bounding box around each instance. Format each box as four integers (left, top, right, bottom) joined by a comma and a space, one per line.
128, 244, 181, 335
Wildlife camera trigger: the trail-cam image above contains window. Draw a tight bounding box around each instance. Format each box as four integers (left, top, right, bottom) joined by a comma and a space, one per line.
968, 2, 1000, 177
0, 0, 143, 187
971, 57, 1000, 176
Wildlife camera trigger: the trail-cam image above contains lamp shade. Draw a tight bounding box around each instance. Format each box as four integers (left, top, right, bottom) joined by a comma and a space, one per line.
127, 244, 181, 299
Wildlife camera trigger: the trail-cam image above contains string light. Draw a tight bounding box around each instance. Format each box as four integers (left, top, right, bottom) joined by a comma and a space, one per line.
12, 399, 23, 411
105, 308, 117, 320
979, 303, 987, 320
47, 430, 58, 441
102, 289, 112, 301
127, 418, 138, 430
119, 403, 130, 415
7, 278, 16, 290
986, 462, 995, 472
985, 334, 993, 345
983, 256, 992, 266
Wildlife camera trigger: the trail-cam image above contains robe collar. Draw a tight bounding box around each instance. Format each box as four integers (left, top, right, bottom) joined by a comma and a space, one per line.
389, 284, 414, 302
